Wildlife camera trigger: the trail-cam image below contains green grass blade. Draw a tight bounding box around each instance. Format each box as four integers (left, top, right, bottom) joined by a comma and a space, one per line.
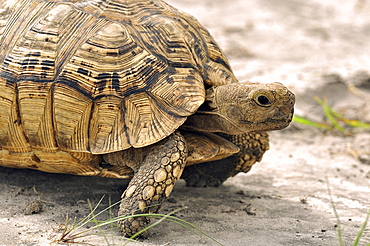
314, 97, 345, 132
122, 213, 224, 246
341, 118, 370, 128
123, 209, 183, 244
160, 215, 223, 245
327, 106, 370, 129
325, 176, 344, 246
61, 210, 224, 245
75, 196, 106, 228
293, 96, 370, 132
56, 197, 223, 245
62, 197, 123, 240
353, 208, 370, 246
87, 198, 113, 245
292, 115, 332, 129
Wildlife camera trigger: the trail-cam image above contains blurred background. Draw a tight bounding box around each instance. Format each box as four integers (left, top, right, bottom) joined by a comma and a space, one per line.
167, 0, 370, 123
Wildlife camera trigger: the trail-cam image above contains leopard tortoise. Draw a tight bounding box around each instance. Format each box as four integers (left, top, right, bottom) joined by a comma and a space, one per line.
0, 0, 295, 236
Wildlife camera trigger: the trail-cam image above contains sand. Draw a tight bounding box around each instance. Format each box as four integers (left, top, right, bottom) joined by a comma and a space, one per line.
0, 0, 369, 245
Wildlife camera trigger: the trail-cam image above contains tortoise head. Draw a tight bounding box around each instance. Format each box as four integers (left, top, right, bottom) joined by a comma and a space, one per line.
184, 82, 295, 134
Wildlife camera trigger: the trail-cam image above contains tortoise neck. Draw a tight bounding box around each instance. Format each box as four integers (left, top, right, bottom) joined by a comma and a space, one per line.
182, 112, 246, 135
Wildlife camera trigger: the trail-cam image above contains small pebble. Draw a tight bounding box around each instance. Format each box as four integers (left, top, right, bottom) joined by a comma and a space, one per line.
24, 200, 43, 215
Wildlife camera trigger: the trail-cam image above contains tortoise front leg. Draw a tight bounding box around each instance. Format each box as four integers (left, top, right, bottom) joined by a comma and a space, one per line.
118, 132, 187, 237
182, 131, 269, 187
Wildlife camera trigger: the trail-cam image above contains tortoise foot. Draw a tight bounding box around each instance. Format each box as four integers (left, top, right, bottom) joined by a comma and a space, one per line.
118, 132, 187, 236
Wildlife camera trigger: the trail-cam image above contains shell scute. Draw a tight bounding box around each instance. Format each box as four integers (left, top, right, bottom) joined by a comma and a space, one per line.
0, 0, 236, 157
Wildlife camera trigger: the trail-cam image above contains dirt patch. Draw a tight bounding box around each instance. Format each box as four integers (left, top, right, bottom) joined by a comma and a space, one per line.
1, 0, 370, 245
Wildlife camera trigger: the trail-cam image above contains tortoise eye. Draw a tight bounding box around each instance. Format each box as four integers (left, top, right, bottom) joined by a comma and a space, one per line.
255, 94, 272, 107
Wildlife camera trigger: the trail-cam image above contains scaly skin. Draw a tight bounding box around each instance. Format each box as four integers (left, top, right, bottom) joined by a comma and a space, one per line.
118, 132, 187, 237
0, 0, 295, 238
182, 131, 269, 187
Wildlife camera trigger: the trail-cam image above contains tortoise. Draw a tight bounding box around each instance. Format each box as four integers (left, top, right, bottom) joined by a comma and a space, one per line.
0, 0, 295, 237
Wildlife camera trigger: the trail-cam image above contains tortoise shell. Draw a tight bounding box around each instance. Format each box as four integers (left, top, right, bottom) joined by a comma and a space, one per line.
0, 0, 237, 158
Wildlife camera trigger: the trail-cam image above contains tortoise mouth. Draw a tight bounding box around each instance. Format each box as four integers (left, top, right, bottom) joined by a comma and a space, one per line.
237, 118, 292, 132
238, 107, 294, 132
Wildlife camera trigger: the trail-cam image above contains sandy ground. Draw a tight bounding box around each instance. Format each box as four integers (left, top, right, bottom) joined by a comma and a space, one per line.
1, 0, 370, 245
